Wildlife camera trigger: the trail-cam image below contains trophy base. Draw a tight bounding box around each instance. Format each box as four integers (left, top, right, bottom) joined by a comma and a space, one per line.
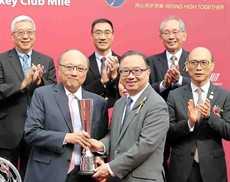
78, 171, 95, 175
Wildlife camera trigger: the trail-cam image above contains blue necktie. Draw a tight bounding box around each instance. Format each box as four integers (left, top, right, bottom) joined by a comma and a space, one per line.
121, 97, 133, 127
22, 54, 30, 74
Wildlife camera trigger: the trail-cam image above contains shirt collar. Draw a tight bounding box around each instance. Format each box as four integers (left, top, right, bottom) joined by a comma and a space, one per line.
16, 49, 32, 58
64, 86, 83, 99
95, 50, 112, 62
127, 83, 149, 105
166, 48, 182, 61
190, 81, 210, 94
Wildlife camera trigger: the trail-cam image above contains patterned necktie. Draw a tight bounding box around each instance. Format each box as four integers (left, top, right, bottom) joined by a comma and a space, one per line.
121, 97, 133, 128
194, 87, 203, 163
67, 94, 75, 173
101, 57, 106, 74
170, 55, 177, 69
22, 54, 30, 74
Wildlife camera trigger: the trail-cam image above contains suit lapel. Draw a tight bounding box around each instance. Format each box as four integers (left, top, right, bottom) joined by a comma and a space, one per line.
179, 50, 188, 72
53, 84, 73, 132
182, 84, 193, 102
116, 85, 151, 147
31, 50, 41, 67
207, 83, 218, 109
89, 54, 101, 79
158, 52, 169, 77
8, 49, 24, 81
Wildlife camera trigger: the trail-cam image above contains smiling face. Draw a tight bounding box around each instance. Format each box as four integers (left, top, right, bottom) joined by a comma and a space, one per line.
187, 47, 214, 87
58, 50, 89, 93
119, 54, 150, 96
160, 19, 187, 54
91, 22, 114, 55
12, 21, 36, 54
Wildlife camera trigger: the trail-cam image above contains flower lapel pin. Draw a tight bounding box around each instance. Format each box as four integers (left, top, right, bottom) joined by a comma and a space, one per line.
133, 97, 148, 114
212, 105, 223, 118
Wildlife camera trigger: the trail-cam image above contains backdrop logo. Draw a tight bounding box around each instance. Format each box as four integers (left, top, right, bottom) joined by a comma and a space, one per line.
105, 0, 126, 8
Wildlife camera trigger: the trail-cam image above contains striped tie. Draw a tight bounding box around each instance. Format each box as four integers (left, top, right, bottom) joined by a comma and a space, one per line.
170, 55, 177, 69
22, 54, 30, 74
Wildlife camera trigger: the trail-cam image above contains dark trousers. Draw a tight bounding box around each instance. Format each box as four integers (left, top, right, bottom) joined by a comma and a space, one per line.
187, 161, 203, 182
0, 137, 30, 181
65, 165, 97, 182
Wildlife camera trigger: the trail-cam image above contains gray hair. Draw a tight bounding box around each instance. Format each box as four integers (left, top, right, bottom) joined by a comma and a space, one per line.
159, 16, 186, 33
11, 15, 36, 32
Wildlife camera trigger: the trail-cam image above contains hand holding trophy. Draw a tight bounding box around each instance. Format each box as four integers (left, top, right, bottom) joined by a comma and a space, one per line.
78, 99, 98, 175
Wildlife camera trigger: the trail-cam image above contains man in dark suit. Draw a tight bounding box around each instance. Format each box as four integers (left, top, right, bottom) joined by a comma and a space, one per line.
83, 18, 120, 108
148, 16, 191, 177
89, 50, 169, 182
24, 49, 108, 182
149, 16, 190, 100
0, 15, 56, 179
167, 47, 230, 182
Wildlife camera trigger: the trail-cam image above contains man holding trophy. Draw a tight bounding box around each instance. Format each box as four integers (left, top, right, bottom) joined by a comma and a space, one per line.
24, 49, 108, 182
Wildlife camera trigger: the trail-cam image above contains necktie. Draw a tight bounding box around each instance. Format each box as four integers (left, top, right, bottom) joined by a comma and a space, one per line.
121, 97, 133, 128
170, 55, 177, 69
22, 54, 30, 74
196, 87, 204, 122
101, 57, 106, 74
194, 87, 203, 163
67, 94, 75, 173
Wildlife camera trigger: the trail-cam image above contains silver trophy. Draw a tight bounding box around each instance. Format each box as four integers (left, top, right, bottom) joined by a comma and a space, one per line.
78, 99, 97, 175
0, 157, 22, 182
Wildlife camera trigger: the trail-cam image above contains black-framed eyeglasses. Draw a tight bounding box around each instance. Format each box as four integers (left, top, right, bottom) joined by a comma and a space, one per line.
186, 60, 212, 69
92, 30, 113, 37
161, 29, 182, 37
13, 29, 35, 37
58, 63, 88, 72
119, 68, 149, 77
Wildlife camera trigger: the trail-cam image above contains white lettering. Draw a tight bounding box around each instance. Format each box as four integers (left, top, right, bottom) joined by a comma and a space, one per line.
20, 0, 45, 5
12, 0, 17, 7
48, 0, 70, 6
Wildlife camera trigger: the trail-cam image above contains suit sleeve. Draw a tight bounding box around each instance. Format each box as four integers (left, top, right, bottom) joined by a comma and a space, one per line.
166, 91, 192, 143
205, 91, 230, 140
24, 88, 66, 153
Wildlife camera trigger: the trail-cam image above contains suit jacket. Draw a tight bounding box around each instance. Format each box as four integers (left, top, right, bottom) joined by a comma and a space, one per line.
148, 49, 190, 100
83, 52, 120, 108
167, 83, 230, 182
0, 48, 56, 149
24, 83, 108, 182
101, 84, 169, 182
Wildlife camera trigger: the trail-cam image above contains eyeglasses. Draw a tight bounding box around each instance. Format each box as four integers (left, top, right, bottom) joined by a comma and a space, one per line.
186, 60, 212, 69
119, 68, 149, 77
13, 29, 35, 37
161, 30, 182, 37
58, 63, 88, 72
92, 30, 113, 37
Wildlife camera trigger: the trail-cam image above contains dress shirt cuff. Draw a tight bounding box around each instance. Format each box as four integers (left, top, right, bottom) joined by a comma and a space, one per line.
159, 81, 168, 92
107, 163, 115, 176
177, 75, 183, 85
188, 120, 195, 131
97, 143, 106, 155
63, 134, 67, 145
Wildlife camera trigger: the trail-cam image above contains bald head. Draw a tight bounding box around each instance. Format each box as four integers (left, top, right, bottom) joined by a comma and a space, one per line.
187, 47, 214, 87
188, 47, 213, 63
59, 49, 89, 68
58, 49, 89, 93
